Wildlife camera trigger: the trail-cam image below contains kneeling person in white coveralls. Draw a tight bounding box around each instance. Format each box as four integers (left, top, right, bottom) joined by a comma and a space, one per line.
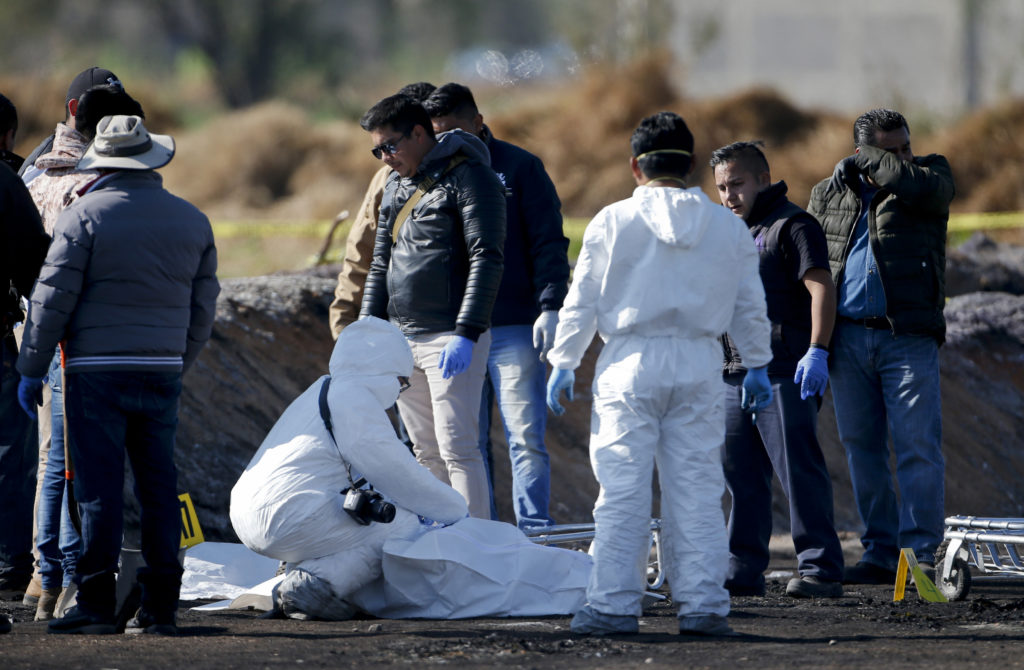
546, 112, 773, 636
230, 318, 468, 619
230, 317, 592, 620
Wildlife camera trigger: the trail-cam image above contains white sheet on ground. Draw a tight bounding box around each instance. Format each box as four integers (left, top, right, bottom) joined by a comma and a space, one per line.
347, 518, 592, 619
185, 519, 592, 619
180, 541, 279, 602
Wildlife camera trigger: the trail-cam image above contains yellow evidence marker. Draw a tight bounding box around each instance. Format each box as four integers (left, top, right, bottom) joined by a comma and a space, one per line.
179, 492, 205, 548
893, 547, 947, 602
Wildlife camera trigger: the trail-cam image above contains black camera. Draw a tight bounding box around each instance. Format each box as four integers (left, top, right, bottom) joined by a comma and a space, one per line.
342, 487, 396, 526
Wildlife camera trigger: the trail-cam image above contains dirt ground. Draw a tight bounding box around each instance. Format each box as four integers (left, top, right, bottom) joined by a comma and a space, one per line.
4, 539, 1024, 669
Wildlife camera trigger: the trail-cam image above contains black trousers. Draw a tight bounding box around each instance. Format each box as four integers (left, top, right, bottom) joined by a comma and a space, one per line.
721, 373, 844, 587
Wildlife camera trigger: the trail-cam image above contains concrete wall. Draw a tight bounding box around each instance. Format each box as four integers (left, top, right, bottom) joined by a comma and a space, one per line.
669, 0, 1024, 116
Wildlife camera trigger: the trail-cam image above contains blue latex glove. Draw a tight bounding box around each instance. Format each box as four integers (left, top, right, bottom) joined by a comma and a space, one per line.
17, 375, 44, 421
437, 335, 474, 379
793, 347, 830, 400
532, 310, 559, 361
546, 367, 575, 416
740, 366, 773, 415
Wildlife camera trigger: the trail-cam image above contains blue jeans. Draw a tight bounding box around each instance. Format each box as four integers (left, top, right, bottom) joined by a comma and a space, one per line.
478, 325, 553, 529
722, 373, 844, 587
36, 352, 80, 590
0, 334, 37, 588
830, 321, 944, 570
64, 370, 184, 620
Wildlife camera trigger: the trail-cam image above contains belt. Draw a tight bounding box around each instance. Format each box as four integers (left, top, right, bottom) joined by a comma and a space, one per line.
839, 315, 890, 330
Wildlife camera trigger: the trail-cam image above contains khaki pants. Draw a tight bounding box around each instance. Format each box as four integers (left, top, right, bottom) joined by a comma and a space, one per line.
29, 385, 53, 574
397, 331, 491, 519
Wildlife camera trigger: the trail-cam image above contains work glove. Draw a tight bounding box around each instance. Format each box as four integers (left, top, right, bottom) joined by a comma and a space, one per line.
546, 367, 575, 416
17, 375, 44, 421
825, 155, 860, 196
437, 335, 474, 379
532, 310, 559, 361
740, 366, 773, 416
793, 346, 830, 400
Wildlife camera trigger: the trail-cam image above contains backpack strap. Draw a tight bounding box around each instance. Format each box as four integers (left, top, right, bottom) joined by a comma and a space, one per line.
391, 154, 467, 242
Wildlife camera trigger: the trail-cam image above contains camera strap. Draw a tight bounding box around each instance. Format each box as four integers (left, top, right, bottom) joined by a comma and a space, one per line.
318, 376, 366, 490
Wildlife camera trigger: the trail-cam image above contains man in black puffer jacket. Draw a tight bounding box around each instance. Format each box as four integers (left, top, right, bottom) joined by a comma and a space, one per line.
359, 95, 506, 520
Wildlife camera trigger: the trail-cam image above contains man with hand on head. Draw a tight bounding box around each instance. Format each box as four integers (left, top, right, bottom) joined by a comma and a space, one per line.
546, 112, 771, 637
711, 140, 843, 600
359, 95, 506, 519
808, 109, 953, 585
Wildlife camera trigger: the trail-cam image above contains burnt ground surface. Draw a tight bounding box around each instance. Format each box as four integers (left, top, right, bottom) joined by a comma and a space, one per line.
4, 541, 1024, 670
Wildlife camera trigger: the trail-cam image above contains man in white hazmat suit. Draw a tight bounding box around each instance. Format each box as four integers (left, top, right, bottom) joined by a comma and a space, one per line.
230, 317, 469, 619
546, 112, 773, 636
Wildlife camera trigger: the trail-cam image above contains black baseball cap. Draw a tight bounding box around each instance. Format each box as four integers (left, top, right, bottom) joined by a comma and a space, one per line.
66, 67, 123, 105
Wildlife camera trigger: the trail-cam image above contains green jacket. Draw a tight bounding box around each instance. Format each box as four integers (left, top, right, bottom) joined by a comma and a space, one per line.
807, 145, 954, 343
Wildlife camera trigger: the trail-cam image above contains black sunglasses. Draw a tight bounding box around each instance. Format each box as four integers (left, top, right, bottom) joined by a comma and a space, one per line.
371, 131, 410, 160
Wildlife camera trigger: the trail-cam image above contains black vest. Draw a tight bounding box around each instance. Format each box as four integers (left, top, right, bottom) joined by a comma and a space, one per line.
723, 182, 817, 377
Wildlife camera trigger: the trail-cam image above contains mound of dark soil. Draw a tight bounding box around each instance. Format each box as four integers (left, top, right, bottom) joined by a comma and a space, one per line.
158, 236, 1024, 543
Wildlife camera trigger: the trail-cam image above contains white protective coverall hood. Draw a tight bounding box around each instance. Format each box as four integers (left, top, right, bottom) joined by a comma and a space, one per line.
548, 185, 771, 371
229, 317, 468, 562
546, 184, 771, 620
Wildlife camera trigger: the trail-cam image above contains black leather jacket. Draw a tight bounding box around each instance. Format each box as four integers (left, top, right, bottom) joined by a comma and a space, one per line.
361, 130, 506, 341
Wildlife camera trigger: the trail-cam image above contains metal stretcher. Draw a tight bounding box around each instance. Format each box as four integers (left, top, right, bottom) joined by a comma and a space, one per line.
522, 519, 665, 590
937, 515, 1024, 600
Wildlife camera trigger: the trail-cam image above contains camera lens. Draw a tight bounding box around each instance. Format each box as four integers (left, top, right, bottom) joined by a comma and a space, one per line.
371, 499, 396, 524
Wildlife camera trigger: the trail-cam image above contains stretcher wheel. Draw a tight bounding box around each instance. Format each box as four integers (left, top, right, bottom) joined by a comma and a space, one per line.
937, 555, 971, 601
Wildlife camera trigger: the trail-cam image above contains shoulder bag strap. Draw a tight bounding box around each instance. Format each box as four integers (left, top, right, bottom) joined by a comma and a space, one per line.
391, 154, 468, 243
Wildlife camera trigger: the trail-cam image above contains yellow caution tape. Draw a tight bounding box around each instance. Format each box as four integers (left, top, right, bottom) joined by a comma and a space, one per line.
948, 211, 1024, 232
893, 547, 947, 602
212, 219, 338, 239
179, 492, 205, 548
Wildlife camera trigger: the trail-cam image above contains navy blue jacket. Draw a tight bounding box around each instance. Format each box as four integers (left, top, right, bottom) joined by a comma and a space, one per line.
484, 128, 569, 326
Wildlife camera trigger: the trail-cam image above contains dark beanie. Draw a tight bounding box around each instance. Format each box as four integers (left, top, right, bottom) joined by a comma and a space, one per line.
66, 67, 122, 105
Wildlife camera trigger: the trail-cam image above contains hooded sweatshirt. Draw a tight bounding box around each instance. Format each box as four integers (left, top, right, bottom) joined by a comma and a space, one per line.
27, 123, 98, 233
547, 185, 771, 372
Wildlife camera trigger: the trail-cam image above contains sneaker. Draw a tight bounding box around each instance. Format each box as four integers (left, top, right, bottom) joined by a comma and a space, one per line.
842, 561, 897, 585
570, 605, 639, 635
22, 574, 43, 606
47, 605, 116, 635
0, 613, 10, 634
678, 614, 741, 637
34, 587, 62, 621
786, 576, 843, 598
124, 609, 178, 636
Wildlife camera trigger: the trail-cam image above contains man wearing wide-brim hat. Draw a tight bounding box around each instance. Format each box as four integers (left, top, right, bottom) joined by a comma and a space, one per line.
15, 114, 220, 635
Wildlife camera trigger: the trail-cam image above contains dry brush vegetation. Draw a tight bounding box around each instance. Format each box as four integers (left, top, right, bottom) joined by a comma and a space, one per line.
5, 54, 1023, 225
